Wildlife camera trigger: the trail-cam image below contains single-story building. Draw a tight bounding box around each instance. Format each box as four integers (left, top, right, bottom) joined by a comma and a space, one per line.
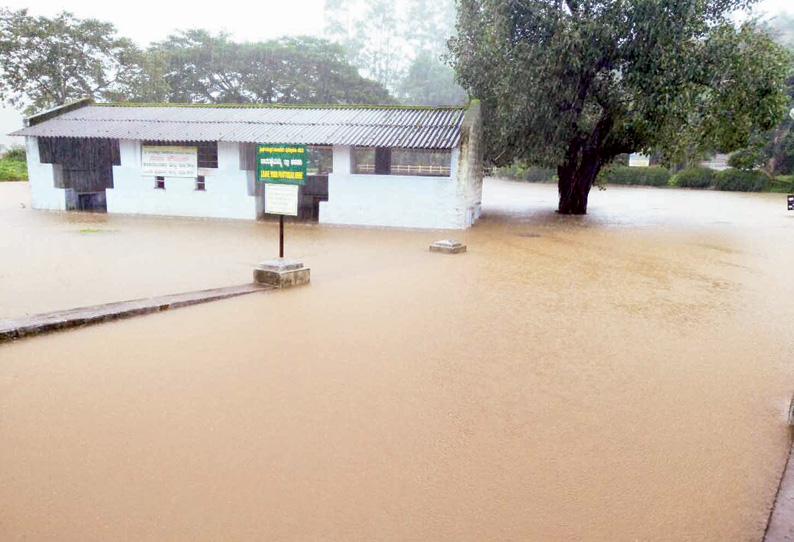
10, 99, 483, 230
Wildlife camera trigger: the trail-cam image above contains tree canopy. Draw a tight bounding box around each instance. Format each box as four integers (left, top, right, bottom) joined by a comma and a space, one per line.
0, 9, 144, 114
0, 11, 394, 114
449, 0, 791, 213
148, 31, 393, 105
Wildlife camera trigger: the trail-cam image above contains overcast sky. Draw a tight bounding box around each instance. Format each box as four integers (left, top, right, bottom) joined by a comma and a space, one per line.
1, 0, 790, 45
2, 0, 793, 146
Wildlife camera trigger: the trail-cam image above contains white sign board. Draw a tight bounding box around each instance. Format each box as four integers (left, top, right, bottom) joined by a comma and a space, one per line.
628, 153, 651, 167
264, 183, 299, 216
142, 146, 198, 178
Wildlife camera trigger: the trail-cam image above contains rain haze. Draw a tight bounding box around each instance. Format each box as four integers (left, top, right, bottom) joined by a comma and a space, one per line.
2, 0, 794, 540
0, 0, 792, 142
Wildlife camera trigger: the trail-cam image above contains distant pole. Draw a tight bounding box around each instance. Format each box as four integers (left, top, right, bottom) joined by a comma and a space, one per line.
279, 214, 285, 258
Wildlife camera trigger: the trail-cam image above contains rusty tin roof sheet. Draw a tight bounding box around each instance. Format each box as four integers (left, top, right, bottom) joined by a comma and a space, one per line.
11, 105, 465, 149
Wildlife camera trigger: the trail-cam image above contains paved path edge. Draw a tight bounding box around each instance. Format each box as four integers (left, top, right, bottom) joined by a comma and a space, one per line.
764, 436, 794, 542
0, 283, 271, 343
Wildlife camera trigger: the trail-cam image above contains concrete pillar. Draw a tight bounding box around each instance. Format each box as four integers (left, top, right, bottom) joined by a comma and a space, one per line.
333, 145, 352, 174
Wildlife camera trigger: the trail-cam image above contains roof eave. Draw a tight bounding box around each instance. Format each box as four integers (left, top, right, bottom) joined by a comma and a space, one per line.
24, 98, 94, 127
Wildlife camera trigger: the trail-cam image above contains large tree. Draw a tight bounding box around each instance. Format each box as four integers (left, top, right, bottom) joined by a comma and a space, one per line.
150, 31, 393, 105
449, 0, 790, 214
0, 9, 146, 114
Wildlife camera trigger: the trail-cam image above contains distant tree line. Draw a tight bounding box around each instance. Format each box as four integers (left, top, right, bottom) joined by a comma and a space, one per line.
0, 8, 395, 115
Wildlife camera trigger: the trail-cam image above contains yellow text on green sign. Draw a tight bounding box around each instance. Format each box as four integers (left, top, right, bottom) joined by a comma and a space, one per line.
256, 144, 307, 185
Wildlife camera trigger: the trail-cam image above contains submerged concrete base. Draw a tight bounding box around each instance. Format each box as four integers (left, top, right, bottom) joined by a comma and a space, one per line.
429, 239, 467, 254
253, 259, 310, 289
0, 284, 270, 343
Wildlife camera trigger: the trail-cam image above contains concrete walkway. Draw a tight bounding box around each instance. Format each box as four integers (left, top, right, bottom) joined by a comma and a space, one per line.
766, 440, 794, 541
0, 283, 270, 343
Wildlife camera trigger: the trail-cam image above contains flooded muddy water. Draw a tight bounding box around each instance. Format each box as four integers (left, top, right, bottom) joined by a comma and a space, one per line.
1, 178, 793, 541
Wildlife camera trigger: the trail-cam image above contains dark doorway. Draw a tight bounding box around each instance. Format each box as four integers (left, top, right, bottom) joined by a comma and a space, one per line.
76, 192, 107, 212
259, 175, 328, 222
38, 137, 120, 213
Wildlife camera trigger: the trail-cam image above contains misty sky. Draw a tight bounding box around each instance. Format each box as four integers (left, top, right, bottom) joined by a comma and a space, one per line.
2, 0, 793, 145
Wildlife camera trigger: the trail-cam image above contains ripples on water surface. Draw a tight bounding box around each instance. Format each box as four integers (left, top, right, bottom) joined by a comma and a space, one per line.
1, 178, 793, 541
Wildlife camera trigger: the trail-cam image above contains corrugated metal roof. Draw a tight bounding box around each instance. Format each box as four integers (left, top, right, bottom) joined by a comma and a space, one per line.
10, 105, 466, 149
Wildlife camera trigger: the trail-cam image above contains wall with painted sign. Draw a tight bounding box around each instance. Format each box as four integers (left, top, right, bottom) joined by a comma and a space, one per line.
107, 140, 256, 220
141, 146, 198, 178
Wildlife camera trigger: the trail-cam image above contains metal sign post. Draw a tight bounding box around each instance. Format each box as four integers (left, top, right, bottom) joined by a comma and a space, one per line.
256, 144, 307, 259
280, 215, 284, 258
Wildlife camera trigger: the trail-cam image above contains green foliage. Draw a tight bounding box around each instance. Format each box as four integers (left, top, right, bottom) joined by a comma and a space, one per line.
728, 149, 764, 170
149, 31, 393, 105
495, 164, 556, 182
726, 71, 794, 176
520, 166, 556, 183
0, 9, 146, 114
714, 168, 771, 191
449, 0, 790, 213
4, 144, 26, 161
670, 167, 716, 189
599, 166, 671, 187
0, 154, 27, 181
0, 9, 394, 112
768, 174, 794, 192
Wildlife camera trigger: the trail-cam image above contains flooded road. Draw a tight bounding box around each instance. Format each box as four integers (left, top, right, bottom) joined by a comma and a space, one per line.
1, 178, 793, 541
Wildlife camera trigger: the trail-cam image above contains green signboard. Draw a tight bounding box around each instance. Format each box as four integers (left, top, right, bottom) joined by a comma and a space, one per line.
256, 144, 307, 185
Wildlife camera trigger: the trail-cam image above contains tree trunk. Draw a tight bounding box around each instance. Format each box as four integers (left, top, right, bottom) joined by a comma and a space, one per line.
557, 151, 601, 215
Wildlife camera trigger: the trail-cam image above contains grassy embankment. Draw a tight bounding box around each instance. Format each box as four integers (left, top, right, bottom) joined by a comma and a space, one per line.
0, 148, 27, 181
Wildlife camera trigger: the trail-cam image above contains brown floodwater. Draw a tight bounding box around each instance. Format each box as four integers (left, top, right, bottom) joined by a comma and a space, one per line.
1, 178, 793, 541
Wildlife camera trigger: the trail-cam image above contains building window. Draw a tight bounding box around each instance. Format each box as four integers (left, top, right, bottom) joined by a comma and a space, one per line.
155, 176, 165, 189
352, 147, 375, 174
196, 175, 206, 191
351, 147, 452, 177
142, 141, 219, 169
307, 146, 333, 175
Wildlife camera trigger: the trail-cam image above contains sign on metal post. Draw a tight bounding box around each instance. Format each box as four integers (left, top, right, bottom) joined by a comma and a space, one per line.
257, 144, 307, 185
256, 144, 307, 258
788, 194, 794, 211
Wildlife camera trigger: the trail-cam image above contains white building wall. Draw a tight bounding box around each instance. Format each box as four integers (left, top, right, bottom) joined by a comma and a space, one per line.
107, 140, 256, 220
455, 101, 484, 226
701, 153, 731, 171
26, 136, 66, 210
319, 145, 469, 230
